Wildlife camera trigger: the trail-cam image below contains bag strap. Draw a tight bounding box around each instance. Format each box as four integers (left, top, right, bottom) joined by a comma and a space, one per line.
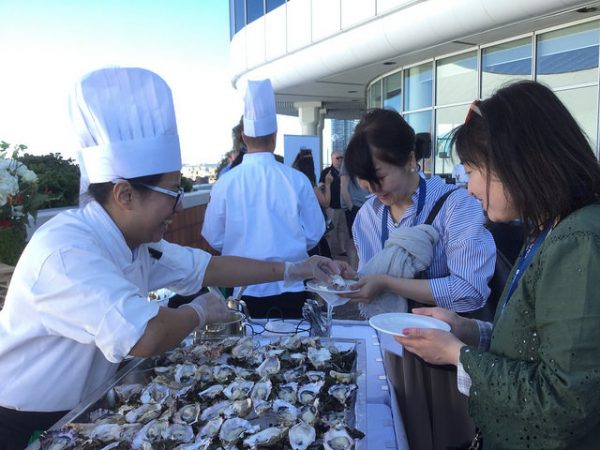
423, 188, 459, 225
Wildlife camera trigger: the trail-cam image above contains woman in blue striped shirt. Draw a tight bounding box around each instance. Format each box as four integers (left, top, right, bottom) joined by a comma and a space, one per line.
343, 108, 496, 450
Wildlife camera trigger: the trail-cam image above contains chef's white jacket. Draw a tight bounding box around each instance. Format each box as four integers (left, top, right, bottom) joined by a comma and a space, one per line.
202, 152, 325, 297
0, 201, 211, 412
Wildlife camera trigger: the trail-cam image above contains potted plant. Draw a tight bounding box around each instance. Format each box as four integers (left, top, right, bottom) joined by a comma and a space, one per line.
0, 141, 47, 265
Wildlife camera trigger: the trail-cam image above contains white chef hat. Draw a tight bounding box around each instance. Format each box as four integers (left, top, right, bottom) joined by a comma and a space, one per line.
69, 67, 182, 186
243, 79, 277, 137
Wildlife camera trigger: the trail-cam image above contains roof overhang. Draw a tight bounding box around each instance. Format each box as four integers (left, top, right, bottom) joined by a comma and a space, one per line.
231, 0, 600, 118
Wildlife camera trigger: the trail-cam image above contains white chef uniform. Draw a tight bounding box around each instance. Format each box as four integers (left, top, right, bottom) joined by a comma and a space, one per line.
202, 152, 325, 297
0, 201, 210, 411
201, 79, 325, 298
0, 66, 210, 413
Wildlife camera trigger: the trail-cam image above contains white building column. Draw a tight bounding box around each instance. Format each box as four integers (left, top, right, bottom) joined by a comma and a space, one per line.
294, 101, 323, 135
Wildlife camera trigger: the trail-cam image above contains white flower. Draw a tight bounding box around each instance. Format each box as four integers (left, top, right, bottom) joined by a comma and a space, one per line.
0, 169, 19, 207
0, 159, 13, 171
16, 163, 37, 183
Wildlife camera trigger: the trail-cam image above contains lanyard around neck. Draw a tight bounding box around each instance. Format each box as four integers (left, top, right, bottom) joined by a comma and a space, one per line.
499, 226, 551, 316
381, 176, 426, 248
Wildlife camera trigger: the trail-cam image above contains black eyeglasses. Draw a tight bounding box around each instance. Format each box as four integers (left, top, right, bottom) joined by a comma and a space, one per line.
138, 183, 184, 212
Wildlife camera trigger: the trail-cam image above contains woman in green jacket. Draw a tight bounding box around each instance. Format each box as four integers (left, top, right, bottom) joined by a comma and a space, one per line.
396, 80, 600, 449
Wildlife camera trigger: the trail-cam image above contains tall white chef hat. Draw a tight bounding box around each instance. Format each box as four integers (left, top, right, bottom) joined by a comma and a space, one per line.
243, 79, 277, 137
69, 67, 182, 187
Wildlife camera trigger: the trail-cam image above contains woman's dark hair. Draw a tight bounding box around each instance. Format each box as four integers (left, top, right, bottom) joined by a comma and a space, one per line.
292, 150, 317, 186
345, 108, 416, 186
88, 173, 164, 205
451, 80, 600, 237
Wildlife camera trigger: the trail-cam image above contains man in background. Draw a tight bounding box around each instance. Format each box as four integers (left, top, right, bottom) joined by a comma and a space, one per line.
218, 148, 240, 178
202, 79, 325, 318
319, 150, 349, 258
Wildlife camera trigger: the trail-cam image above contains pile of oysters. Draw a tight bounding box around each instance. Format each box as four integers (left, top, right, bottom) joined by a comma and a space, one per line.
40, 335, 364, 449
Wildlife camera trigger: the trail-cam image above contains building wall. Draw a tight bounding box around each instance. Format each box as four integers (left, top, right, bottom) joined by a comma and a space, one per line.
163, 202, 217, 254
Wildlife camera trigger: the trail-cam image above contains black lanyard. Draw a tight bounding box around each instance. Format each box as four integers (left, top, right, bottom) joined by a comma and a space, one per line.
499, 226, 551, 316
380, 176, 426, 248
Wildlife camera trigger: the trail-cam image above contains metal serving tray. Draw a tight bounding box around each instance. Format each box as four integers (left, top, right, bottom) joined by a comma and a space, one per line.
27, 336, 367, 449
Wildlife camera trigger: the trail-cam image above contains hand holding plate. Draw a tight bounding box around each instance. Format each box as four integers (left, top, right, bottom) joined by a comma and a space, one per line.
395, 328, 465, 366
411, 306, 480, 345
341, 274, 388, 302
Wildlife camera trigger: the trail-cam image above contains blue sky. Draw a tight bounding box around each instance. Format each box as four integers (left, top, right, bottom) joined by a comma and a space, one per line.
0, 0, 262, 165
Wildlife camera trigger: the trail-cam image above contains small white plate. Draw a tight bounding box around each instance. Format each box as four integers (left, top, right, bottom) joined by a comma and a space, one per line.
369, 312, 451, 337
305, 280, 358, 295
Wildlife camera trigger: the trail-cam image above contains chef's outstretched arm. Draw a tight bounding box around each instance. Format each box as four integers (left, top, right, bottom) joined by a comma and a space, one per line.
202, 255, 351, 287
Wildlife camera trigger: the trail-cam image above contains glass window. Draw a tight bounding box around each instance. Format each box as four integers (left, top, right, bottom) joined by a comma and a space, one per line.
230, 0, 236, 38
435, 105, 470, 175
436, 52, 477, 105
405, 110, 433, 176
246, 0, 264, 24
370, 80, 382, 108
555, 86, 598, 150
234, 0, 245, 33
383, 72, 402, 112
482, 38, 532, 98
266, 0, 285, 12
404, 63, 432, 111
537, 21, 600, 89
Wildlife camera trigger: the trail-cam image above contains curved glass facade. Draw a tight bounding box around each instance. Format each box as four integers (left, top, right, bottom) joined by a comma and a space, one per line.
367, 19, 600, 176
230, 0, 288, 38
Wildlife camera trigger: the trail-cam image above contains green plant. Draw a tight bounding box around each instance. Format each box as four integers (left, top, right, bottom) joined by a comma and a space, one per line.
17, 152, 80, 208
181, 176, 193, 193
1, 142, 49, 265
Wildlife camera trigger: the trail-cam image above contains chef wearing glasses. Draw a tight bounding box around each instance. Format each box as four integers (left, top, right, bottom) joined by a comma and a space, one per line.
0, 67, 342, 449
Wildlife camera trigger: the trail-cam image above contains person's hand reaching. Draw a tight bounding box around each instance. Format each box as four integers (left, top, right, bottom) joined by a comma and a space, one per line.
183, 292, 235, 327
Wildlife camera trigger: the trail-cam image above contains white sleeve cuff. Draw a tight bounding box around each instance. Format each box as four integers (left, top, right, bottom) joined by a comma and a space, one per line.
456, 357, 473, 396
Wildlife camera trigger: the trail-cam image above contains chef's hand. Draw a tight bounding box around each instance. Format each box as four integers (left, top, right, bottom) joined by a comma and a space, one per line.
395, 328, 465, 366
183, 292, 235, 327
284, 256, 345, 284
334, 260, 356, 280
341, 274, 388, 302
410, 307, 480, 345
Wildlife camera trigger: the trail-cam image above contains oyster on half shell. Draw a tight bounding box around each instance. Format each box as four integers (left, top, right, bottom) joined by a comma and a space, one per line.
288, 421, 317, 450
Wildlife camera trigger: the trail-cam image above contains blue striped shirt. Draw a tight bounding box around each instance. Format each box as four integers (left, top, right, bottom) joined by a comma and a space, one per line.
352, 176, 496, 312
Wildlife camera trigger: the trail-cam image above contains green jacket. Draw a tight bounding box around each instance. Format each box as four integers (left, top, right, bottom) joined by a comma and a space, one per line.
461, 204, 600, 449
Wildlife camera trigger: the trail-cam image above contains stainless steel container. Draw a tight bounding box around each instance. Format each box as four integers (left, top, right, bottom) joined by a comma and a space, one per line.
196, 310, 245, 338
27, 336, 368, 450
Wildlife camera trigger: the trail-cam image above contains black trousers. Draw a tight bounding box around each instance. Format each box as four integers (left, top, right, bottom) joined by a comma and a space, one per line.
0, 406, 68, 450
241, 291, 309, 319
